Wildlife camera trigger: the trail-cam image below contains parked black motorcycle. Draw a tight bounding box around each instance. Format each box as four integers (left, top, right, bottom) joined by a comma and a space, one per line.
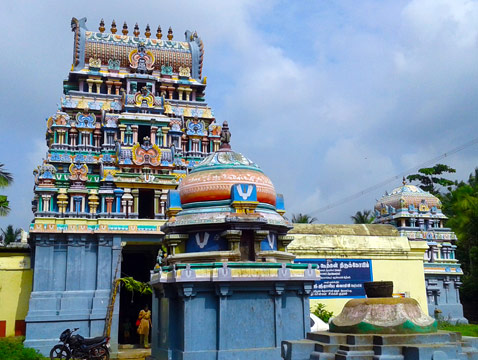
49, 328, 110, 359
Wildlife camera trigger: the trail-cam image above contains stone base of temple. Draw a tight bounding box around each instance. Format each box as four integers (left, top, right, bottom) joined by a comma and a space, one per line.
150, 263, 319, 360
24, 311, 119, 356
281, 331, 478, 360
426, 273, 468, 325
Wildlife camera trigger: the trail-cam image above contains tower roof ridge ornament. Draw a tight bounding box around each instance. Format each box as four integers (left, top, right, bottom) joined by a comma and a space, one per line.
219, 121, 231, 150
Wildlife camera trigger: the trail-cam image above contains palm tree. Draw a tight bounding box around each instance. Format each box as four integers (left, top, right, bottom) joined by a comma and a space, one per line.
291, 213, 318, 224
0, 163, 13, 187
1, 225, 22, 245
0, 163, 13, 216
351, 210, 375, 224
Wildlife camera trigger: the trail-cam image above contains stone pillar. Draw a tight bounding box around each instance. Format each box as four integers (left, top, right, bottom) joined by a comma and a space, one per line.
86, 79, 95, 93
105, 196, 114, 214
42, 195, 51, 212
79, 79, 85, 92
160, 189, 168, 217
151, 126, 158, 145
33, 235, 54, 291
57, 189, 68, 214
91, 235, 113, 321
88, 190, 99, 214
119, 124, 126, 144
114, 81, 122, 95
161, 127, 170, 147
278, 235, 294, 252
65, 234, 82, 291
160, 84, 168, 97
201, 138, 208, 154
132, 189, 139, 218
184, 87, 192, 101
221, 230, 242, 252
167, 86, 175, 100
114, 189, 124, 214
154, 189, 162, 218
177, 87, 184, 100
254, 230, 269, 255
164, 234, 188, 256
131, 125, 139, 144
94, 79, 103, 94
122, 188, 133, 218
109, 236, 123, 353
106, 80, 114, 95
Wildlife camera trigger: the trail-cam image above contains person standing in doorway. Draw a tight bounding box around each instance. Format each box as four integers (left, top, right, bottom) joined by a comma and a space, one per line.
137, 304, 152, 348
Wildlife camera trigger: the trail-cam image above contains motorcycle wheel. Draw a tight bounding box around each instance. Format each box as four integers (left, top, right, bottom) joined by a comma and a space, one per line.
49, 345, 71, 359
91, 345, 110, 360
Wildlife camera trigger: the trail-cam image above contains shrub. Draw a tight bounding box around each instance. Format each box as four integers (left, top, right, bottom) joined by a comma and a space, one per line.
312, 303, 334, 323
0, 337, 47, 360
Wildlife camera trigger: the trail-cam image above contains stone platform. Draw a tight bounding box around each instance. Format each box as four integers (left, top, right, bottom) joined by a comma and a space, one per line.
281, 331, 478, 360
115, 345, 151, 360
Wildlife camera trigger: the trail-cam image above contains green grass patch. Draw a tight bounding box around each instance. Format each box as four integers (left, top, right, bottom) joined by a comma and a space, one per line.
438, 322, 478, 337
0, 337, 47, 360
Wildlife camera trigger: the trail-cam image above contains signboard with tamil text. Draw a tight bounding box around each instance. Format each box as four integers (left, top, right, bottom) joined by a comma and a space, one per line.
294, 259, 373, 299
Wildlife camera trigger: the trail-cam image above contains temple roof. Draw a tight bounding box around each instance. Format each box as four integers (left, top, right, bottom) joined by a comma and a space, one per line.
178, 147, 276, 206
375, 183, 441, 211
71, 17, 204, 78
191, 149, 261, 173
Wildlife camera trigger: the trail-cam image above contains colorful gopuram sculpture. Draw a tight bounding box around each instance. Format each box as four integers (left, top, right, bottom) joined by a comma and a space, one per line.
373, 180, 467, 323
150, 129, 319, 359
25, 17, 221, 355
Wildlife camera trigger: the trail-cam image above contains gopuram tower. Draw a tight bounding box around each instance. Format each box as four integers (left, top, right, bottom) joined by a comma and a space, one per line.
374, 180, 467, 323
25, 17, 222, 354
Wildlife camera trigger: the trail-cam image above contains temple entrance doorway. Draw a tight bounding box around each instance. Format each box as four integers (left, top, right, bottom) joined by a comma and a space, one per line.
118, 244, 159, 346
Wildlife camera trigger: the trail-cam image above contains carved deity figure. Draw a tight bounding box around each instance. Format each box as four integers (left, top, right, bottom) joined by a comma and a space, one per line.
129, 42, 154, 74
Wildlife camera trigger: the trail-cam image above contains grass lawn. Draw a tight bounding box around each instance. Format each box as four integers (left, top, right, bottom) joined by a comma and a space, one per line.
438, 322, 478, 337
0, 337, 47, 360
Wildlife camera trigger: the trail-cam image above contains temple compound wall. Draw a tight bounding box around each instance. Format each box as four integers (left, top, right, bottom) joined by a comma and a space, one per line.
0, 243, 32, 338
288, 224, 429, 316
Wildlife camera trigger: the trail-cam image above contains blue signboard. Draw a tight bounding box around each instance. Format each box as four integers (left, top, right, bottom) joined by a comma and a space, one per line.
294, 259, 373, 299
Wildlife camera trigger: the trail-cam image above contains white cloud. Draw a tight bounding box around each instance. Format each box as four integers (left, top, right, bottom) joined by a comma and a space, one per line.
1, 0, 477, 229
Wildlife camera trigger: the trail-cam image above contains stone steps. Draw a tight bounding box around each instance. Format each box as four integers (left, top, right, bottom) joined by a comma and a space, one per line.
283, 331, 478, 360
115, 348, 151, 360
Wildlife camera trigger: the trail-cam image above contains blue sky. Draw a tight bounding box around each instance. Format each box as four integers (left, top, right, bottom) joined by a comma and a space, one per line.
1, 0, 477, 230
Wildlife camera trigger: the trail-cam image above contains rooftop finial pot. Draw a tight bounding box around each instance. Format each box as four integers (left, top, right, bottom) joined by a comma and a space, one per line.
363, 281, 393, 298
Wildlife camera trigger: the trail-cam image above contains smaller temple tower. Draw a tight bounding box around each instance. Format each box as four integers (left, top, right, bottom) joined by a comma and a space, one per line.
374, 180, 467, 323
149, 127, 319, 360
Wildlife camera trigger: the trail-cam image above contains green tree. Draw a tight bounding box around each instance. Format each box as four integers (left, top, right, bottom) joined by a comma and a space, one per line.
407, 164, 456, 195
351, 210, 375, 224
441, 168, 478, 275
291, 213, 317, 224
1, 225, 22, 245
0, 163, 13, 216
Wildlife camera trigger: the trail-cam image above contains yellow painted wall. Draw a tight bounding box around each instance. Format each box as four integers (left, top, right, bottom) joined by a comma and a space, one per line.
289, 224, 429, 317
0, 252, 33, 337
310, 258, 428, 316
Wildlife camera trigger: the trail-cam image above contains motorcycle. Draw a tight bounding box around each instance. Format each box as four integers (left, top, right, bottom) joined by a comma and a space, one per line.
49, 328, 110, 360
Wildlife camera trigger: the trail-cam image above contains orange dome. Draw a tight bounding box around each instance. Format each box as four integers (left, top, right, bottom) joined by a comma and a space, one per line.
178, 150, 276, 206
